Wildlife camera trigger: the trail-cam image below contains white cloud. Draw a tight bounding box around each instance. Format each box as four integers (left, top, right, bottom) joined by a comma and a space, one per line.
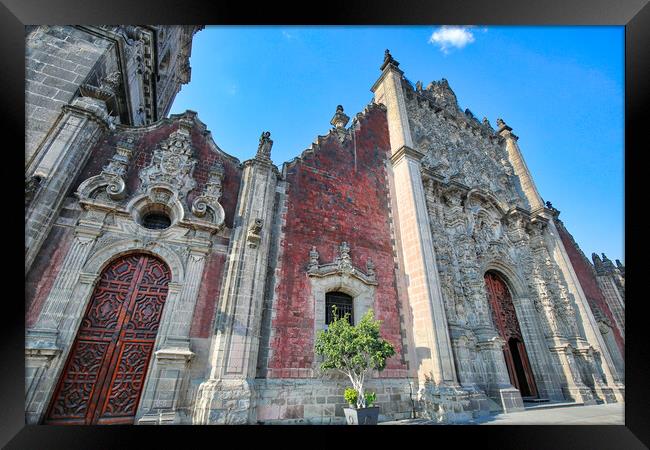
429, 26, 476, 54
282, 30, 297, 41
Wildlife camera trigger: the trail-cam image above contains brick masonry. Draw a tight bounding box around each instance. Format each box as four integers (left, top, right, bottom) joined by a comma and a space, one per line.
555, 222, 624, 355
265, 105, 407, 378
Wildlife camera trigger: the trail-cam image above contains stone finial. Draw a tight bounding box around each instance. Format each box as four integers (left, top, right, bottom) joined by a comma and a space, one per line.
308, 246, 320, 273
544, 201, 560, 218
592, 253, 604, 272
496, 118, 514, 137
415, 80, 423, 91
601, 253, 616, 271
615, 259, 624, 270
256, 131, 273, 160
330, 105, 350, 129
337, 241, 353, 273
366, 258, 376, 280
482, 117, 493, 130
380, 49, 400, 71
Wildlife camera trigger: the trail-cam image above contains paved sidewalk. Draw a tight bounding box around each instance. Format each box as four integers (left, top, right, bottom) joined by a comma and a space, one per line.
381, 403, 624, 425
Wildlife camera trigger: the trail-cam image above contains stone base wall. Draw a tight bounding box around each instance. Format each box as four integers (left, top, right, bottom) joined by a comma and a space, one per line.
253, 378, 415, 424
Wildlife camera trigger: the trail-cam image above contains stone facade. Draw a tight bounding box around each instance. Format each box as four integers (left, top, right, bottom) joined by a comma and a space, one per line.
25, 29, 624, 425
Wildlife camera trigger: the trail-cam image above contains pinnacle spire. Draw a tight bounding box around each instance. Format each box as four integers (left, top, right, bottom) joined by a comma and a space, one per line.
380, 49, 400, 71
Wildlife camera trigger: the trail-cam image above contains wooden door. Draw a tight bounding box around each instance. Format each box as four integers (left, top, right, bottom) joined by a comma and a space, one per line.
484, 271, 538, 398
44, 254, 171, 425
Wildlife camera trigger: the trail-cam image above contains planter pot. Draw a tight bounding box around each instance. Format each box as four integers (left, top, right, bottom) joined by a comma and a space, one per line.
343, 406, 380, 425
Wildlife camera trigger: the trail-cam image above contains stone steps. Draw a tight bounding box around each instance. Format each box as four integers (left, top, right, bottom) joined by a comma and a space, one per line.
523, 401, 582, 411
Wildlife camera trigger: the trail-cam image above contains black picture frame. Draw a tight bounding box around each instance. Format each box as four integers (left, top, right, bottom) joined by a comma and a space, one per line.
4, 0, 647, 448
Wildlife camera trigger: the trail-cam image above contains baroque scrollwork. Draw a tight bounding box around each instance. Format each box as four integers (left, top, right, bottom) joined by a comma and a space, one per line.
191, 161, 226, 229
307, 242, 377, 286
77, 137, 135, 202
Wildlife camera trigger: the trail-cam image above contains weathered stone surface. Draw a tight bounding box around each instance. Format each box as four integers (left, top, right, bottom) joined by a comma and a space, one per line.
25, 33, 624, 425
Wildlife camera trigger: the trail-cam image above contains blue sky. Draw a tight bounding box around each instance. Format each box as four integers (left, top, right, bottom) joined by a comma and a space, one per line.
170, 26, 624, 264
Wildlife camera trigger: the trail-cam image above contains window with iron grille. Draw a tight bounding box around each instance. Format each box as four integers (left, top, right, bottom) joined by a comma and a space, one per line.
325, 292, 354, 325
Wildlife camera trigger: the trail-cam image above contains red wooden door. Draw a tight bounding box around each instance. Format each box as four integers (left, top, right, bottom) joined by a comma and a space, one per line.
484, 271, 538, 398
44, 254, 171, 425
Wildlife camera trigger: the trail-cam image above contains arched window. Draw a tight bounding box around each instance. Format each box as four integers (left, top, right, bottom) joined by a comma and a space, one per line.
325, 292, 353, 325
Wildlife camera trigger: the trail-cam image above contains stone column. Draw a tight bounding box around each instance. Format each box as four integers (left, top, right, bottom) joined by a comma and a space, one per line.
372, 51, 470, 423
193, 132, 278, 424
25, 96, 111, 274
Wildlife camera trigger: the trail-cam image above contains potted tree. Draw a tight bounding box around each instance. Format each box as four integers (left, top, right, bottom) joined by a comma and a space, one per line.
314, 308, 395, 425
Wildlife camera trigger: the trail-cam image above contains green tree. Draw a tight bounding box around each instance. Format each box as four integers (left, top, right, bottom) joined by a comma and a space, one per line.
314, 307, 396, 408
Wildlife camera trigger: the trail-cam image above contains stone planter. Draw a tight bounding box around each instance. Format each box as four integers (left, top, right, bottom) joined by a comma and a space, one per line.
343, 406, 380, 425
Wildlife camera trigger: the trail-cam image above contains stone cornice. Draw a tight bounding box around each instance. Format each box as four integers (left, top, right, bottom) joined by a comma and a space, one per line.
389, 145, 424, 166
370, 64, 404, 93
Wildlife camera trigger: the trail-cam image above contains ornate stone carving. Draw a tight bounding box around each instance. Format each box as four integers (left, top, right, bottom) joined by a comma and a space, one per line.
79, 71, 122, 102
246, 218, 263, 248
308, 246, 320, 273
191, 161, 226, 228
256, 131, 273, 161
139, 118, 197, 198
330, 105, 350, 130
330, 105, 350, 142
77, 136, 135, 201
336, 241, 353, 274
307, 242, 377, 285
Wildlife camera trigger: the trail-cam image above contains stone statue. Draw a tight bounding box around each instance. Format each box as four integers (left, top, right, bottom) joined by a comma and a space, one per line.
256, 131, 273, 160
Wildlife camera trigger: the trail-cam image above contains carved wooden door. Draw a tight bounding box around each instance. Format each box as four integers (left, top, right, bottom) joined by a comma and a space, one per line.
484, 271, 538, 398
45, 254, 171, 425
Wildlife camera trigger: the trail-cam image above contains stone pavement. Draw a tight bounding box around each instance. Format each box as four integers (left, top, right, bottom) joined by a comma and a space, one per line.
380, 402, 624, 425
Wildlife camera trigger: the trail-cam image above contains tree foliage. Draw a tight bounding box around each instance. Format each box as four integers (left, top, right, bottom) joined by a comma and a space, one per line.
314, 307, 395, 408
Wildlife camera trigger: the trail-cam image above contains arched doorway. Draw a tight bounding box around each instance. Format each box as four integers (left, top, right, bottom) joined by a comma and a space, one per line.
484, 271, 538, 398
44, 253, 171, 425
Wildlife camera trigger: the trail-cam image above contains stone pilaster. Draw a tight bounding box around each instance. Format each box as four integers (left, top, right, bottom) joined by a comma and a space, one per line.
543, 217, 624, 399
193, 132, 278, 424
372, 51, 470, 422
25, 96, 111, 274
548, 343, 597, 405
497, 119, 544, 212
136, 237, 211, 424
475, 331, 524, 413
25, 226, 100, 423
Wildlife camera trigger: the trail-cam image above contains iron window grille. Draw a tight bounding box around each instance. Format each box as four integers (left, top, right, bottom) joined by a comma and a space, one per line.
325, 292, 354, 325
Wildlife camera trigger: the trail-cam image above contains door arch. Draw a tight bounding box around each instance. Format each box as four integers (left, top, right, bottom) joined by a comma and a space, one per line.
484, 271, 538, 398
44, 253, 171, 424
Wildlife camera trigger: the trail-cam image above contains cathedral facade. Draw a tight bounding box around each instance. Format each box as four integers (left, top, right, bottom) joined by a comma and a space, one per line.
25, 26, 625, 425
